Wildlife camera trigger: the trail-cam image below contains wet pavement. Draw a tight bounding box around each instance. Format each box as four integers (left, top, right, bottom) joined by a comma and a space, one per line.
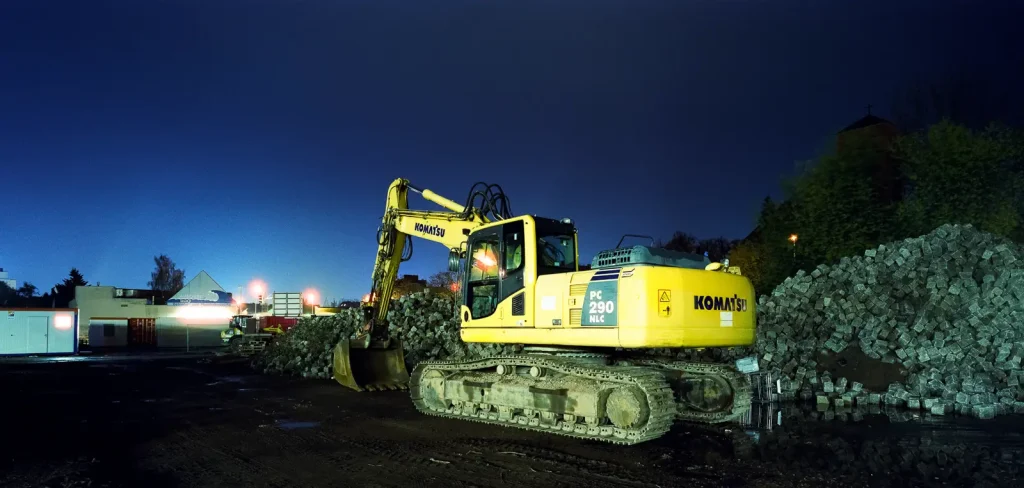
730, 402, 1024, 487
0, 355, 1021, 487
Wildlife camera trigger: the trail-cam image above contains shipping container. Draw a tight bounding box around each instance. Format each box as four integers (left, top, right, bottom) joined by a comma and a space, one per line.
1, 308, 79, 355
127, 318, 157, 348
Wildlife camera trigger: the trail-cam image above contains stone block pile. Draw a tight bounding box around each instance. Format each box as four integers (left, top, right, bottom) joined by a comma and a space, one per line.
252, 289, 520, 378
657, 224, 1024, 419
252, 223, 1024, 419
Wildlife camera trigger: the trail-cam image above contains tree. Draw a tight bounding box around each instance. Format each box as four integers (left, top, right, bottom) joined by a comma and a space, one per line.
0, 281, 15, 306
728, 118, 1024, 297
659, 232, 699, 253
728, 197, 800, 294
16, 282, 37, 299
148, 255, 186, 293
698, 237, 738, 263
427, 270, 461, 299
892, 120, 1024, 239
785, 129, 900, 264
52, 268, 89, 308
657, 232, 737, 263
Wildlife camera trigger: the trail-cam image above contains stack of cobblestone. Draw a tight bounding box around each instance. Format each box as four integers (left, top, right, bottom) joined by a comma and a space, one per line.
658, 224, 1024, 419
251, 289, 519, 378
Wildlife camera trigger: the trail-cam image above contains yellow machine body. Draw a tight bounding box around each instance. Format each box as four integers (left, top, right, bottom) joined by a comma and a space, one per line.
335, 178, 759, 445
460, 264, 755, 349
452, 215, 755, 348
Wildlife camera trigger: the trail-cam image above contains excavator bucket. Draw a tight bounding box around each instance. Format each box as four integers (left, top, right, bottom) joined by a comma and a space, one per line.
332, 337, 410, 391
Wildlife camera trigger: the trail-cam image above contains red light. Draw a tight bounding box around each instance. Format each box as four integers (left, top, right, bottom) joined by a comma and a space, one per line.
249, 280, 267, 301
304, 289, 319, 305
53, 314, 73, 330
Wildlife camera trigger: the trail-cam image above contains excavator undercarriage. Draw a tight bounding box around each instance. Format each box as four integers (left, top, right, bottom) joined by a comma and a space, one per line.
408, 348, 752, 445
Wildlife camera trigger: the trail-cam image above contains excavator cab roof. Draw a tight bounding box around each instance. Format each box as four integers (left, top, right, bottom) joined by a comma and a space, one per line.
470, 214, 575, 233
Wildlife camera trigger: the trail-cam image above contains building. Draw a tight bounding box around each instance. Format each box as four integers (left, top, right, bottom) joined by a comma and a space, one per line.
395, 274, 427, 294
0, 268, 15, 289
835, 111, 903, 206
70, 270, 234, 350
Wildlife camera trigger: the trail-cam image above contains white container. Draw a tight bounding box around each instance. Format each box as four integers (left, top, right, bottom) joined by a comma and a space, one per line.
0, 308, 79, 355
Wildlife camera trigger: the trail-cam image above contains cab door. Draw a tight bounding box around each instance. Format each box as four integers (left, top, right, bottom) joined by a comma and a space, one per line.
462, 219, 528, 325
463, 226, 502, 321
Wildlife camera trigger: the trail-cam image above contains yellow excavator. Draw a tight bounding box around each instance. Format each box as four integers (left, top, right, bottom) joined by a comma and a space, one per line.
333, 178, 757, 445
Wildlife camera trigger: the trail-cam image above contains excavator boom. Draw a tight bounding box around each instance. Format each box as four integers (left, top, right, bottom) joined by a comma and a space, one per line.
333, 178, 497, 391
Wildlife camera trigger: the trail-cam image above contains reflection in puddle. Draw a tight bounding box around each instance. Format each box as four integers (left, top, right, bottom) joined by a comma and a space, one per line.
730, 402, 1024, 486
206, 375, 248, 386
275, 419, 320, 430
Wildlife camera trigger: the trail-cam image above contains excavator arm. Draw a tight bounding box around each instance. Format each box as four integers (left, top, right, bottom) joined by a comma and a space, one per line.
359, 178, 490, 345
334, 177, 512, 391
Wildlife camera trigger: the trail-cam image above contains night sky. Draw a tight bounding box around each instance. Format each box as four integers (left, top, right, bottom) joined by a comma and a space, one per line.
1, 0, 1021, 302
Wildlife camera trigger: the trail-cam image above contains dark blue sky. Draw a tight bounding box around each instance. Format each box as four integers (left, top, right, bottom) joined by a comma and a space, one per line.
1, 0, 1020, 302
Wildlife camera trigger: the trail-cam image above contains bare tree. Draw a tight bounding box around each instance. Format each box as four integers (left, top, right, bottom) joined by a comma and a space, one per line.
148, 255, 185, 294
16, 282, 37, 299
427, 270, 461, 299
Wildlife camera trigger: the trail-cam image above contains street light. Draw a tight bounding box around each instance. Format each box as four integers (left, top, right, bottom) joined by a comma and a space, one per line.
250, 280, 266, 314
789, 234, 798, 257
304, 289, 319, 316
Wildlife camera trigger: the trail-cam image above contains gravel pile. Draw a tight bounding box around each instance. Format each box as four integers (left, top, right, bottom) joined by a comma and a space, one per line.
668, 223, 1024, 419
252, 289, 520, 379
254, 224, 1024, 419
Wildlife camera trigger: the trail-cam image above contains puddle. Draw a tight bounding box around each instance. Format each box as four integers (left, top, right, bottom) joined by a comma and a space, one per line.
688, 402, 1024, 486
275, 420, 320, 430
206, 375, 248, 386
90, 364, 130, 370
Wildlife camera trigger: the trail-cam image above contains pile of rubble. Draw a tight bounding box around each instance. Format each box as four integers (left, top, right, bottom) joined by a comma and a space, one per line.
252, 289, 519, 379
254, 223, 1024, 419
675, 224, 1024, 419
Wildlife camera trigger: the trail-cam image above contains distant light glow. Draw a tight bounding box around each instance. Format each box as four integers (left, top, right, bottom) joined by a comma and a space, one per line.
304, 289, 319, 305
473, 249, 496, 269
249, 280, 267, 300
175, 305, 234, 320
53, 314, 73, 330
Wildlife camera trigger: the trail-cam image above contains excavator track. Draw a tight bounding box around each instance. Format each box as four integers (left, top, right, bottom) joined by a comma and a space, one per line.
620, 358, 753, 424
408, 353, 754, 445
410, 354, 676, 445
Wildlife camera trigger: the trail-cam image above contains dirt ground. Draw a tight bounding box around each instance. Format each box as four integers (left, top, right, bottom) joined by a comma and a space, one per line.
0, 354, 1018, 488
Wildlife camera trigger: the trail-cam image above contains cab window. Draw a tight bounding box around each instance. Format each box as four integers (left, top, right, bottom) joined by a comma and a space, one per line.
501, 220, 526, 301
467, 235, 500, 318
537, 233, 576, 276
